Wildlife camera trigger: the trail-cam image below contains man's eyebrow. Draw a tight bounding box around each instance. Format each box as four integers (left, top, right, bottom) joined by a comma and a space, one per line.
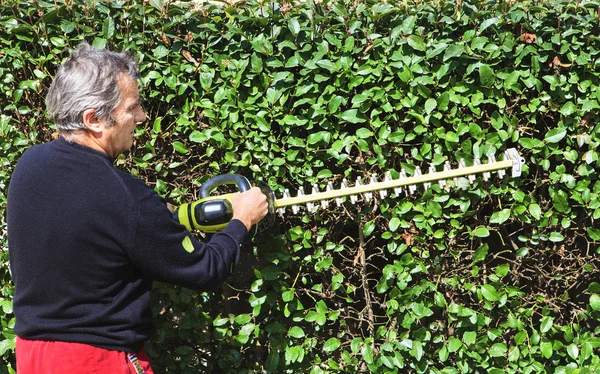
129, 98, 142, 109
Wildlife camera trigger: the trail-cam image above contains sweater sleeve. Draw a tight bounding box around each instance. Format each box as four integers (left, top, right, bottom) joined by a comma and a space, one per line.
128, 191, 248, 290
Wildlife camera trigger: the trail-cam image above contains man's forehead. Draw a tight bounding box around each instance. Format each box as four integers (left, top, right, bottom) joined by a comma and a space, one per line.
115, 77, 141, 110
118, 77, 140, 95
118, 75, 138, 88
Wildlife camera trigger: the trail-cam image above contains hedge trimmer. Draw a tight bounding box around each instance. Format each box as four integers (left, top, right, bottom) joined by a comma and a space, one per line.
173, 148, 525, 233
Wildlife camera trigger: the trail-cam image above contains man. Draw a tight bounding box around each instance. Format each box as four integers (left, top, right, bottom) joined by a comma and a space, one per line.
7, 43, 268, 373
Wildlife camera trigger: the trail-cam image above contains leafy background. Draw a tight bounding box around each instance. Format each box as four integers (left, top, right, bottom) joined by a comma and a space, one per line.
1, 0, 600, 373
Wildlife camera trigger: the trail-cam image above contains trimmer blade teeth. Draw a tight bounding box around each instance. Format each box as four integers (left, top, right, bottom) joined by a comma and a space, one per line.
323, 182, 334, 208
337, 179, 348, 206
398, 170, 407, 195
486, 153, 497, 179
292, 187, 305, 214
424, 164, 435, 190
384, 172, 395, 197
358, 176, 373, 202
307, 185, 319, 212
455, 159, 467, 186
441, 161, 452, 189
351, 178, 360, 204
468, 158, 478, 184
279, 189, 291, 216
409, 167, 421, 195
372, 175, 386, 198
473, 157, 483, 180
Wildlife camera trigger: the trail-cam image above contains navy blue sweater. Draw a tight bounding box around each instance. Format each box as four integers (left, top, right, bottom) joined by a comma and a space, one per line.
7, 137, 248, 352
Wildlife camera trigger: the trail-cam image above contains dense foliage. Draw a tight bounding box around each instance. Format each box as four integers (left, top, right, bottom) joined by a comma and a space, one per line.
1, 0, 600, 372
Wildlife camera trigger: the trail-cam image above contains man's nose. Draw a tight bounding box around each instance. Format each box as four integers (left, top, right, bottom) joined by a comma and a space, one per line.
137, 109, 147, 123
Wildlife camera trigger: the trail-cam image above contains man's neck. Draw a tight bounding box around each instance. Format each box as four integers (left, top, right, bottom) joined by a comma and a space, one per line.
60, 130, 110, 158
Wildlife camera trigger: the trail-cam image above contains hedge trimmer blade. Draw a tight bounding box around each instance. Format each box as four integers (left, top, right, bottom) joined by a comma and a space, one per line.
174, 149, 525, 234
274, 148, 525, 215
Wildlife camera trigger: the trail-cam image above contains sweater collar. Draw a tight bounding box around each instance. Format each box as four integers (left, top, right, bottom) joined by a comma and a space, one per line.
56, 136, 114, 162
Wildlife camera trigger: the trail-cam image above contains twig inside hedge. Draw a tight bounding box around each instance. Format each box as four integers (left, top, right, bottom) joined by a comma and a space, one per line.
357, 219, 376, 354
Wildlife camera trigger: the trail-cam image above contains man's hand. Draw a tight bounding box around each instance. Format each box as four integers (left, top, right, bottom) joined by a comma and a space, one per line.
231, 187, 269, 231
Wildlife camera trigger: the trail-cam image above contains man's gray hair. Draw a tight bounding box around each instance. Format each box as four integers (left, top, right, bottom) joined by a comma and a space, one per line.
46, 43, 141, 131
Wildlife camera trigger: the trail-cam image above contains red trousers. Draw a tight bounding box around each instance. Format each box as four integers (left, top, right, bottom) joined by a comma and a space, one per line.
16, 337, 154, 374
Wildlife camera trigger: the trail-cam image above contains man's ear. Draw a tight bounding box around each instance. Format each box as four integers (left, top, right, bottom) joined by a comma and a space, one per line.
82, 108, 103, 135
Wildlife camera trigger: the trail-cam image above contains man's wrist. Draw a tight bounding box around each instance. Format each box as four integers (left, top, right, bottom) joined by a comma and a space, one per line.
226, 219, 250, 244
232, 216, 252, 232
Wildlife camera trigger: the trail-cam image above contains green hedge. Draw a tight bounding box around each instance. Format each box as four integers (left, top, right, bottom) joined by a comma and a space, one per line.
1, 0, 600, 373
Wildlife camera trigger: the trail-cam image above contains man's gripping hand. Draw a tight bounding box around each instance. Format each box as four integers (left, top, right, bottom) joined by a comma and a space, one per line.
231, 187, 269, 231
